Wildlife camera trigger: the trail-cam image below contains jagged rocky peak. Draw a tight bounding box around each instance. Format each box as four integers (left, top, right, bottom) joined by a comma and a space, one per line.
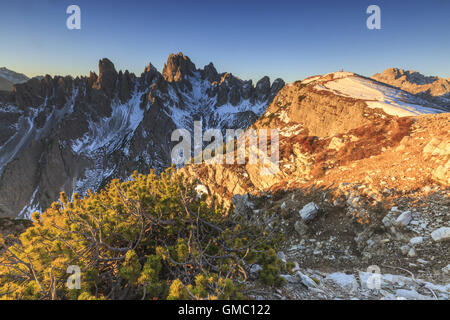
0, 53, 285, 219
255, 76, 285, 102
157, 52, 285, 107
76, 58, 138, 106
162, 52, 196, 82
118, 69, 135, 103
200, 62, 219, 82
98, 58, 117, 75
372, 68, 450, 111
270, 78, 285, 96
255, 76, 273, 101
256, 75, 270, 90
93, 58, 118, 96
375, 68, 439, 85
144, 62, 157, 74
9, 57, 121, 109
140, 62, 162, 90
12, 76, 54, 108
88, 71, 98, 86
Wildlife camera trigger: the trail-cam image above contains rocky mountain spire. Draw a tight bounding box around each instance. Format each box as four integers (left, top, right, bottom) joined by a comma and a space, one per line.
145, 62, 157, 73
201, 62, 219, 82
93, 58, 118, 97
162, 52, 196, 83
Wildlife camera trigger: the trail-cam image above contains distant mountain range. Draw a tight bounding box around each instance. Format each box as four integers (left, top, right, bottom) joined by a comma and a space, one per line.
2, 64, 449, 110
0, 67, 29, 91
373, 68, 450, 111
0, 53, 284, 218
0, 56, 448, 219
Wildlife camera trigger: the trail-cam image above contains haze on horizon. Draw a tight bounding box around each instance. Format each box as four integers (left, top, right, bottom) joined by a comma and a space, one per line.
0, 0, 449, 83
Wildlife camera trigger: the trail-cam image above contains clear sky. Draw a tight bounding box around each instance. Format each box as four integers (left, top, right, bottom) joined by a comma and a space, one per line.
0, 0, 449, 83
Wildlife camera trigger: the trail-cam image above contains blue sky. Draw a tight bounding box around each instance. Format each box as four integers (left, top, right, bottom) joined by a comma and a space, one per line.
0, 0, 449, 83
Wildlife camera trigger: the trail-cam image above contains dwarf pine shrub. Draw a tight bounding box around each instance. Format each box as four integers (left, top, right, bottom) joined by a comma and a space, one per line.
0, 167, 285, 300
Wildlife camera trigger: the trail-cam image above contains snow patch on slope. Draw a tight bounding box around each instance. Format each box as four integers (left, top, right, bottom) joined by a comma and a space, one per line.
279, 123, 304, 137
71, 90, 145, 194
71, 91, 145, 155
214, 99, 266, 128
0, 108, 38, 175
314, 74, 443, 117
18, 187, 39, 219
0, 88, 79, 176
165, 71, 268, 130
74, 166, 115, 194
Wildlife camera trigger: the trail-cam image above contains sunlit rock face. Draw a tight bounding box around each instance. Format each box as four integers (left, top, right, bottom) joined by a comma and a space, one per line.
179, 72, 448, 208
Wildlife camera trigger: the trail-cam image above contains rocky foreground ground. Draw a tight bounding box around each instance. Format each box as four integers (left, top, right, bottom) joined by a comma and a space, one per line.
180, 74, 449, 300
236, 186, 449, 300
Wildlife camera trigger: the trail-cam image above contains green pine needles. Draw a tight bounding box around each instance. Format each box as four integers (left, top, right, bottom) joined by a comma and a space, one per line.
0, 167, 286, 300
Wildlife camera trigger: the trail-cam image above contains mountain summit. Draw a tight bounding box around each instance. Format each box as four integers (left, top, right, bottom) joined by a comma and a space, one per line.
181, 70, 448, 203
162, 52, 197, 83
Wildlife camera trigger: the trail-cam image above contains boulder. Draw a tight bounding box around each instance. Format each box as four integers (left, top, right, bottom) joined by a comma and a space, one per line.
409, 236, 423, 245
407, 248, 416, 257
299, 202, 319, 222
249, 264, 262, 278
382, 212, 394, 227
277, 251, 287, 264
400, 245, 410, 255
232, 194, 254, 218
294, 220, 309, 236
296, 271, 319, 289
326, 272, 359, 292
431, 227, 450, 242
442, 264, 450, 274
395, 211, 412, 227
